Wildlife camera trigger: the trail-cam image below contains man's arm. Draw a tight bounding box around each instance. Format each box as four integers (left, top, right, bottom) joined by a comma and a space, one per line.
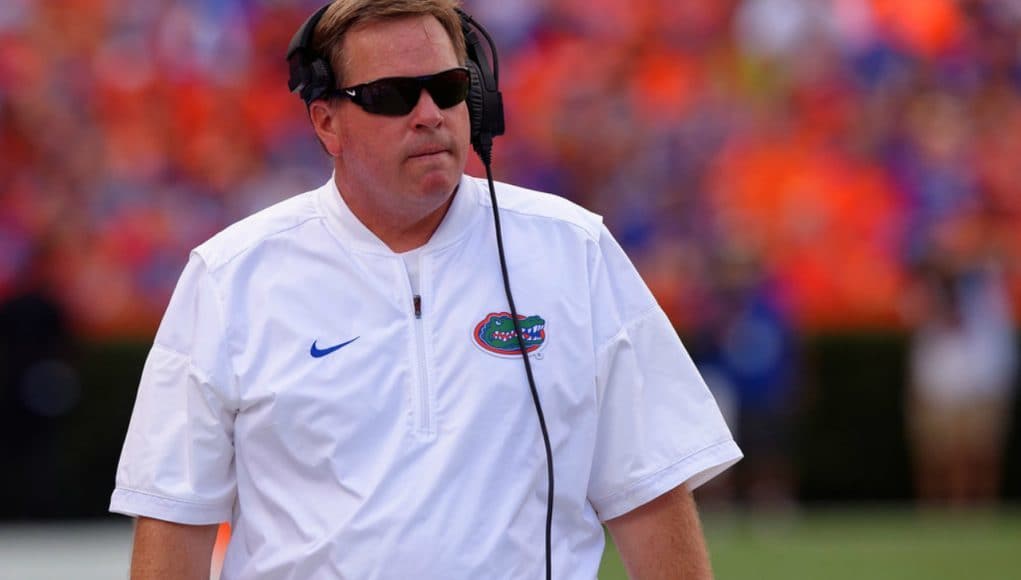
604, 484, 713, 580
130, 516, 219, 580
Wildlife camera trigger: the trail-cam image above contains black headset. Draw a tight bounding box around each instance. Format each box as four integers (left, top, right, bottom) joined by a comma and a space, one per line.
286, 4, 504, 164
286, 5, 552, 578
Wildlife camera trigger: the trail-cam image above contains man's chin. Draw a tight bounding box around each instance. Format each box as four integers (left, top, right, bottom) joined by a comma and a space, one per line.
413, 171, 461, 199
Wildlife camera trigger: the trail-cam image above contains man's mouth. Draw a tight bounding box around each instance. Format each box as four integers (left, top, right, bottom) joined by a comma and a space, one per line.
408, 147, 449, 159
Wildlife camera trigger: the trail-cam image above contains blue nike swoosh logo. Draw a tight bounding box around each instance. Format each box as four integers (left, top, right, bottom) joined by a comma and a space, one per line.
310, 337, 360, 358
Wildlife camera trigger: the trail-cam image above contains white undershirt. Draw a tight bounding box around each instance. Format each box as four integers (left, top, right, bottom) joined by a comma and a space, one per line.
400, 247, 424, 295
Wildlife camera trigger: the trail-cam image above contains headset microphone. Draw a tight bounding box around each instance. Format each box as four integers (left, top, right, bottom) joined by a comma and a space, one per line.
287, 6, 553, 579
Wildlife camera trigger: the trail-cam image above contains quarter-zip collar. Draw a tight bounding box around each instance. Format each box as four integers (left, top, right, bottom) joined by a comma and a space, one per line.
317, 173, 479, 256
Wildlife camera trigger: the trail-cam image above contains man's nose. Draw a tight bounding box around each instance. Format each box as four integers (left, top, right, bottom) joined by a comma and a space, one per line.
410, 89, 444, 128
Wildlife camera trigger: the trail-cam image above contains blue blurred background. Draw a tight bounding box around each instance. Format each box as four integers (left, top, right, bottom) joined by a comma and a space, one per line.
1, 0, 1020, 576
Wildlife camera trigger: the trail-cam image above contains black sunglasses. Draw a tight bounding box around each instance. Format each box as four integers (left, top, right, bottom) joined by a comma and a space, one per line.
327, 67, 471, 116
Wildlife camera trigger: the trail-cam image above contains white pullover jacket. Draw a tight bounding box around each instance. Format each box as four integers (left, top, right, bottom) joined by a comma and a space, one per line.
111, 175, 741, 579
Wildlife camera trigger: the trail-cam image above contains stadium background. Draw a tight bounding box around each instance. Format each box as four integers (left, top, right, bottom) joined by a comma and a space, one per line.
1, 0, 1020, 577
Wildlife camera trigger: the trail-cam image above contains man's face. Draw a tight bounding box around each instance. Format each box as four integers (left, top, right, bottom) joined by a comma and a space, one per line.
332, 15, 470, 216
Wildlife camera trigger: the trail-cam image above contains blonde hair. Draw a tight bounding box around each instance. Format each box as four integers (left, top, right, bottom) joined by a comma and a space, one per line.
312, 0, 467, 89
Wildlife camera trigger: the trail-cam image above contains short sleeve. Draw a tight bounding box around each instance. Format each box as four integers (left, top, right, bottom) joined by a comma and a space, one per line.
586, 226, 741, 522
109, 253, 238, 524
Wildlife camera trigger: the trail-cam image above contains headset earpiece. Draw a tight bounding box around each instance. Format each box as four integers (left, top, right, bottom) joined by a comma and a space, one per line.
464, 60, 485, 145
306, 59, 334, 103
287, 4, 335, 106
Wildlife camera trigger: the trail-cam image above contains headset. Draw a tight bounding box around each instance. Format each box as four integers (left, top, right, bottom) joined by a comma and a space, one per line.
287, 5, 554, 578
286, 4, 504, 163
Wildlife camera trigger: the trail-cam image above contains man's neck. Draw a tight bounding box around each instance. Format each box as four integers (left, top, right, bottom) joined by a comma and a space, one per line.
338, 187, 457, 253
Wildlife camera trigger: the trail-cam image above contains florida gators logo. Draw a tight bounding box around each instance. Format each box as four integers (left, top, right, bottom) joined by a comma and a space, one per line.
473, 312, 547, 357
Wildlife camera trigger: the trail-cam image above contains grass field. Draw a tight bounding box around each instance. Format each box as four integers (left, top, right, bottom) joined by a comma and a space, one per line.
599, 507, 1021, 579
2, 508, 1019, 578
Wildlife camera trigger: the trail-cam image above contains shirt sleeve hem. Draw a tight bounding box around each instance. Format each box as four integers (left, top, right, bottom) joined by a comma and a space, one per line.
109, 488, 232, 525
592, 439, 743, 522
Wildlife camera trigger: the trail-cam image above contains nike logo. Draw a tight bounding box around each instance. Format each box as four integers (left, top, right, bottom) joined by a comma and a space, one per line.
310, 337, 360, 358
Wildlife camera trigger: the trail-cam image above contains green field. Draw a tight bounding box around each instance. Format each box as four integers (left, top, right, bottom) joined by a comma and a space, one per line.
598, 508, 1021, 579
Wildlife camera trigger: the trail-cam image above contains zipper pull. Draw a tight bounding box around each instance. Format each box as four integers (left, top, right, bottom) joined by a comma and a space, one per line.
413, 295, 422, 319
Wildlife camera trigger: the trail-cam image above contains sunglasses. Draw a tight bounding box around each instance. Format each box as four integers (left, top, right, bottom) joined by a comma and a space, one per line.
327, 67, 471, 116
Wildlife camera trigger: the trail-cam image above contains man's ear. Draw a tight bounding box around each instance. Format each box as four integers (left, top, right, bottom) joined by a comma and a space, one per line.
309, 100, 341, 157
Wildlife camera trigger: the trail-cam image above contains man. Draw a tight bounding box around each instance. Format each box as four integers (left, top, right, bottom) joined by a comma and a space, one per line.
110, 1, 741, 578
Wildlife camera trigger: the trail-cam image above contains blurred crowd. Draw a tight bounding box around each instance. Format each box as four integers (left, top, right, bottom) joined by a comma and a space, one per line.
1, 0, 1020, 337
1, 0, 1019, 517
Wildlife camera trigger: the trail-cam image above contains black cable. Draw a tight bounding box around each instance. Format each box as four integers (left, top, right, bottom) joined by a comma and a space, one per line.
484, 161, 554, 580
464, 8, 549, 575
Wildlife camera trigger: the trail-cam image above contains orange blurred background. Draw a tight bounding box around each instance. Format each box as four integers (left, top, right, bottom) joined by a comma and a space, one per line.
2, 0, 1019, 337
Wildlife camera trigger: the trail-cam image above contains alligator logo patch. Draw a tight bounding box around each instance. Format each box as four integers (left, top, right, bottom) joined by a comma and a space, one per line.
472, 312, 547, 357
